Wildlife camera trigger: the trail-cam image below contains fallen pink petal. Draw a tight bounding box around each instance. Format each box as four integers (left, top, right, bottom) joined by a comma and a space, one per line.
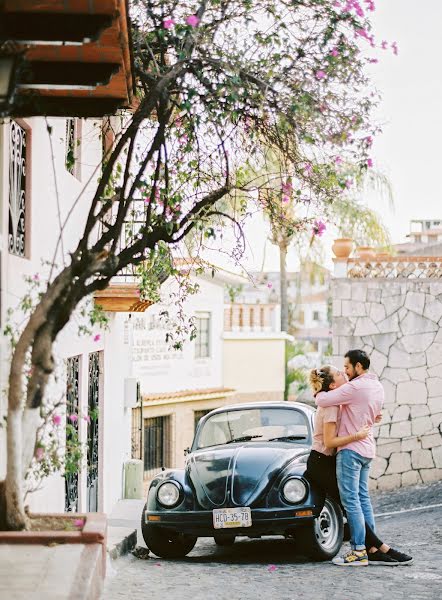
268, 564, 277, 572
186, 15, 200, 27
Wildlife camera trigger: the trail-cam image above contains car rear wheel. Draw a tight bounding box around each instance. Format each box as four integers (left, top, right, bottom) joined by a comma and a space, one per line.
141, 505, 197, 558
213, 534, 236, 546
302, 498, 343, 561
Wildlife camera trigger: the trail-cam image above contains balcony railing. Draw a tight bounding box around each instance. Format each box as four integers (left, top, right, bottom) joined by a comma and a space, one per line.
224, 303, 280, 333
346, 256, 442, 279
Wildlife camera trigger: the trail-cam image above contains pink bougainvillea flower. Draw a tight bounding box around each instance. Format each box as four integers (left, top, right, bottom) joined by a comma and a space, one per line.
345, 178, 353, 188
268, 564, 278, 572
391, 42, 398, 55
69, 414, 78, 423
93, 333, 101, 342
32, 273, 40, 281
381, 40, 388, 50
330, 48, 339, 57
368, 58, 378, 64
282, 195, 290, 203
267, 282, 273, 289
74, 519, 84, 528
281, 181, 292, 195
364, 135, 373, 147
163, 18, 175, 29
52, 413, 62, 426
83, 414, 91, 424
36, 447, 44, 461
365, 0, 375, 11
315, 70, 326, 80
367, 158, 374, 168
312, 220, 326, 237
334, 155, 343, 165
186, 15, 200, 27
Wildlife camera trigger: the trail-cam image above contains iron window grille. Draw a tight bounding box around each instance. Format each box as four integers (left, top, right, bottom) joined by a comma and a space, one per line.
8, 120, 27, 257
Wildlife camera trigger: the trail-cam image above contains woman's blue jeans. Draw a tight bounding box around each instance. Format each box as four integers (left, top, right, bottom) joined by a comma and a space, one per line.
336, 449, 375, 551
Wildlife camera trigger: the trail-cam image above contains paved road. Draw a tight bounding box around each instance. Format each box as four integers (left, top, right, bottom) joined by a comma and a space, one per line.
104, 482, 442, 600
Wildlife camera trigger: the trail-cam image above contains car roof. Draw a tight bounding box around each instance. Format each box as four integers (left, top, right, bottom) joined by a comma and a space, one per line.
205, 401, 315, 417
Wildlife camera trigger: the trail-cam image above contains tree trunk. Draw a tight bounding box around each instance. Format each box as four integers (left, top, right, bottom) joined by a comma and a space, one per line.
5, 405, 27, 530
279, 242, 288, 333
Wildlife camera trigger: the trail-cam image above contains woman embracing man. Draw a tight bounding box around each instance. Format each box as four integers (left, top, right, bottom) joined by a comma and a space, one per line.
305, 349, 413, 567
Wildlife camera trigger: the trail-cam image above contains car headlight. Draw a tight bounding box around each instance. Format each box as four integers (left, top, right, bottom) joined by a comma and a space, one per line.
157, 481, 181, 507
282, 478, 307, 504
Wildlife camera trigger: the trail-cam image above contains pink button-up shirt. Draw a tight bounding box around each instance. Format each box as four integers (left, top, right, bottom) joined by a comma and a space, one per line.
315, 372, 384, 458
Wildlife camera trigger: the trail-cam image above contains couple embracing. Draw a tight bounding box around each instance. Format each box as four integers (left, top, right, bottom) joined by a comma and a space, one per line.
305, 349, 413, 566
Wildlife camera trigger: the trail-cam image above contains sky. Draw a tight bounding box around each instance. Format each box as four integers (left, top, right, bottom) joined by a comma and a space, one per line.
207, 1, 442, 275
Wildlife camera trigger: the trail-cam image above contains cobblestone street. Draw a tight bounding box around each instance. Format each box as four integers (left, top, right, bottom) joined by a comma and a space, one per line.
104, 482, 442, 600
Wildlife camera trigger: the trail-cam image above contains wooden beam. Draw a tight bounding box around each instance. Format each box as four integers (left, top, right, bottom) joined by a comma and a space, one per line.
18, 61, 121, 90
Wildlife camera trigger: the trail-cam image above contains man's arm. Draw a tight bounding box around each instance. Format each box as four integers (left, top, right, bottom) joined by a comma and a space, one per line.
315, 382, 354, 407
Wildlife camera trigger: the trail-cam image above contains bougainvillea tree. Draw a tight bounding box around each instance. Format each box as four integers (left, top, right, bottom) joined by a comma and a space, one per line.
1, 0, 388, 529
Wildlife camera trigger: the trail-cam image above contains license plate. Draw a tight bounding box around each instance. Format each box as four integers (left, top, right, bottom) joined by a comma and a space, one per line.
212, 507, 252, 529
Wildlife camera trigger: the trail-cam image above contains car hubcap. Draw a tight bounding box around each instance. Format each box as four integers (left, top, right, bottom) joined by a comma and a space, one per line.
313, 499, 340, 550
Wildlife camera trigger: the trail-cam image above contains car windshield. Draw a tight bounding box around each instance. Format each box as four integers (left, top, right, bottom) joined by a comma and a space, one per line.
195, 407, 310, 449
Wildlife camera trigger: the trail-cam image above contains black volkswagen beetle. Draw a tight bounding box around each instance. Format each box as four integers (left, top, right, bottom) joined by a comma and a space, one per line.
141, 402, 343, 560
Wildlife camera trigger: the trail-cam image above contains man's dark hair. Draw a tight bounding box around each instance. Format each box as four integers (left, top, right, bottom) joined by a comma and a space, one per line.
345, 349, 370, 370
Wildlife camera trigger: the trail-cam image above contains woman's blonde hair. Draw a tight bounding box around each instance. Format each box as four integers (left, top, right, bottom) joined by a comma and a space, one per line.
309, 365, 335, 394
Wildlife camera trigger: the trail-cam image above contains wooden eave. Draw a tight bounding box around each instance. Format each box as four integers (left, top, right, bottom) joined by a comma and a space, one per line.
1, 0, 135, 117
94, 284, 153, 313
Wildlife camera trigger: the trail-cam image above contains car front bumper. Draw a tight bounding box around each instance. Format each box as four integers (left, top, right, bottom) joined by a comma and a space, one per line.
144, 505, 320, 536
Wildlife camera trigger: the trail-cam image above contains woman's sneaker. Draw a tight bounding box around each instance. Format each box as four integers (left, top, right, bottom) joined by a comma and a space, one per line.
332, 549, 368, 566
387, 548, 413, 565
368, 550, 399, 566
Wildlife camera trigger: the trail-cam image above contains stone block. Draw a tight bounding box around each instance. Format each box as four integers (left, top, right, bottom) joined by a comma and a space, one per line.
369, 303, 386, 324
408, 367, 428, 382
333, 317, 355, 336
396, 380, 427, 405
382, 283, 404, 297
389, 347, 426, 369
419, 468, 442, 483
382, 368, 410, 384
411, 448, 434, 469
428, 396, 442, 414
432, 445, 442, 468
430, 283, 442, 296
377, 313, 400, 334
367, 288, 382, 303
354, 317, 379, 337
424, 298, 442, 323
391, 405, 410, 423
398, 307, 408, 321
332, 300, 342, 318
401, 471, 422, 486
430, 412, 442, 428
434, 329, 442, 343
377, 474, 401, 491
411, 415, 433, 436
342, 300, 366, 318
370, 349, 387, 377
371, 456, 388, 479
421, 433, 442, 449
377, 441, 401, 458
426, 377, 442, 397
386, 452, 412, 474
390, 420, 411, 437
383, 295, 405, 316
401, 437, 422, 452
426, 343, 442, 368
381, 379, 396, 405
378, 424, 391, 438
427, 364, 442, 378
368, 478, 378, 491
351, 285, 368, 302
400, 312, 438, 336
397, 332, 435, 353
335, 281, 352, 300
404, 292, 426, 314
373, 333, 397, 355
410, 405, 430, 418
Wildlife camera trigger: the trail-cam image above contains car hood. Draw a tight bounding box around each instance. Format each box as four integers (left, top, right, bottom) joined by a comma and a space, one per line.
186, 442, 309, 509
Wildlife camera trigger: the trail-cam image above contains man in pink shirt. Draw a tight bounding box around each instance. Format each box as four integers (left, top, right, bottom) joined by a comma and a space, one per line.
315, 349, 384, 566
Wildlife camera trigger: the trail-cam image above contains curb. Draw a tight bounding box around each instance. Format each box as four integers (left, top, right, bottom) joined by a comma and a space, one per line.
107, 527, 137, 560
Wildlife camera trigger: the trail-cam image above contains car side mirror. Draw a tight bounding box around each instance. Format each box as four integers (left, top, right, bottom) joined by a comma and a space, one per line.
184, 447, 190, 456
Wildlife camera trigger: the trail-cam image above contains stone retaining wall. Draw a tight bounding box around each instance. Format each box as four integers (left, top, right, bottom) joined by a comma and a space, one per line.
332, 278, 442, 490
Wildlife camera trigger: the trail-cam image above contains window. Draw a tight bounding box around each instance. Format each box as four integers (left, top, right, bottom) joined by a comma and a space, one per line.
298, 310, 305, 325
143, 416, 171, 475
65, 118, 82, 179
9, 120, 29, 257
195, 312, 211, 358
194, 409, 213, 433
313, 311, 320, 322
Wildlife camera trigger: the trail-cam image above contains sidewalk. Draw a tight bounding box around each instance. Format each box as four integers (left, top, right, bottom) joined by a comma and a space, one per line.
107, 499, 145, 559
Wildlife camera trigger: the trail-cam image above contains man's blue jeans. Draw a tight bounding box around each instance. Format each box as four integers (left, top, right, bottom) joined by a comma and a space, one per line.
336, 449, 375, 551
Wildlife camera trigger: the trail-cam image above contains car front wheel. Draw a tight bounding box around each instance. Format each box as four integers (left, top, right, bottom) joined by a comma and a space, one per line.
141, 505, 197, 558
302, 498, 343, 561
